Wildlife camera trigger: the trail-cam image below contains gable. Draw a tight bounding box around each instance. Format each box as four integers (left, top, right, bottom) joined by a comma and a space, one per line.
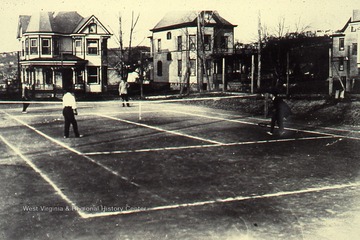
74, 15, 111, 35
151, 10, 236, 32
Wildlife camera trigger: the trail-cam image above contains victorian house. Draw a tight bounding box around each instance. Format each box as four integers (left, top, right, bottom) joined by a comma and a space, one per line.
17, 11, 111, 97
149, 11, 237, 90
330, 9, 360, 94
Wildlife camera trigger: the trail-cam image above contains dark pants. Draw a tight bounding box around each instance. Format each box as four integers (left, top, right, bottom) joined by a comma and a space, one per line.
120, 94, 130, 106
63, 107, 80, 137
270, 112, 284, 133
22, 97, 30, 112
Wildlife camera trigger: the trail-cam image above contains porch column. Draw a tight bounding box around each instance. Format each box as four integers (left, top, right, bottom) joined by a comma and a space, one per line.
51, 67, 56, 85
72, 67, 76, 87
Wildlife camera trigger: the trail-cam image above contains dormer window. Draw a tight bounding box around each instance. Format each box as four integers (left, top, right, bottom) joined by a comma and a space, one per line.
89, 23, 97, 33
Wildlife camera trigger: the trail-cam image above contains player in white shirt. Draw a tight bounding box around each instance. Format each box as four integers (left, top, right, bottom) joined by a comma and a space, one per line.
62, 88, 82, 138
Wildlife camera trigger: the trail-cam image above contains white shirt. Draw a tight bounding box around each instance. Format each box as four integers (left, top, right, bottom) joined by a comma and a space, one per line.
118, 80, 129, 95
62, 92, 77, 109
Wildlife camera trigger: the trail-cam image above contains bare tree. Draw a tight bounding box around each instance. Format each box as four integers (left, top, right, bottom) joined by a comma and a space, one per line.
128, 11, 140, 63
274, 16, 287, 38
294, 17, 310, 35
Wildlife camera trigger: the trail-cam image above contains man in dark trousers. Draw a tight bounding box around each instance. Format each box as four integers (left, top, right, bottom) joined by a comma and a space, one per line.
267, 93, 292, 136
62, 88, 82, 138
22, 84, 31, 113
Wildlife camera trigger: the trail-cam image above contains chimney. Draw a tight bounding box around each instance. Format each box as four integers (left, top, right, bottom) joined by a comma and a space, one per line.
353, 9, 360, 21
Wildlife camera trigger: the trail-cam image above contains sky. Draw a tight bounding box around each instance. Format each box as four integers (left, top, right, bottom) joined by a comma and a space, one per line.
0, 0, 358, 53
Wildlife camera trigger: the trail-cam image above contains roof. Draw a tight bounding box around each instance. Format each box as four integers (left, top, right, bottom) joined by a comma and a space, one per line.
151, 10, 236, 32
17, 15, 31, 38
17, 11, 110, 37
52, 11, 84, 33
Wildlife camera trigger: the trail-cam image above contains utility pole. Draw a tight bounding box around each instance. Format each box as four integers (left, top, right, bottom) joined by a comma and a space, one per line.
286, 51, 289, 96
251, 54, 255, 93
257, 11, 262, 91
197, 12, 204, 92
328, 47, 333, 96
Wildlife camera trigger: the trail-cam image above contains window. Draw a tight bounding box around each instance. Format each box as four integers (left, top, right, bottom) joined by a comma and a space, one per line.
25, 40, 29, 55
22, 41, 25, 56
157, 61, 163, 76
189, 35, 196, 51
75, 39, 82, 54
352, 43, 357, 55
177, 36, 182, 51
157, 39, 161, 52
204, 35, 211, 51
220, 36, 228, 51
53, 39, 60, 55
339, 38, 345, 51
205, 59, 212, 75
339, 57, 344, 71
75, 69, 84, 84
44, 68, 53, 84
41, 38, 51, 55
89, 23, 97, 33
87, 39, 98, 55
178, 60, 182, 76
87, 67, 99, 84
167, 32, 172, 40
167, 52, 172, 61
190, 59, 196, 76
30, 38, 38, 55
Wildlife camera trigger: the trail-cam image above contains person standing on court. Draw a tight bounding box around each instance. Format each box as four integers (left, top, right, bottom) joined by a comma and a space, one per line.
21, 84, 31, 113
118, 79, 130, 107
267, 92, 292, 136
62, 88, 82, 138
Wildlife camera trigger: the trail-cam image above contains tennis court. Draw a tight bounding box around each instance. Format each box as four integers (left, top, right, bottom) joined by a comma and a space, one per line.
1, 95, 360, 239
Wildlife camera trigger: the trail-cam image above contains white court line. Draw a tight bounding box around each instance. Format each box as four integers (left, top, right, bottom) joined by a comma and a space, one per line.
1, 111, 141, 187
84, 135, 335, 156
96, 113, 224, 145
80, 181, 360, 218
0, 134, 88, 218
166, 110, 360, 140
2, 110, 169, 210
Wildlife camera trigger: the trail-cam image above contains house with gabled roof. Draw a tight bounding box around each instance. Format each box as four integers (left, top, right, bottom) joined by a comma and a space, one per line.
330, 9, 360, 94
149, 10, 237, 90
17, 11, 111, 97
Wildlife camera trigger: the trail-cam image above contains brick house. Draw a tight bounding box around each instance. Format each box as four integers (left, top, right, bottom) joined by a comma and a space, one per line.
17, 11, 111, 97
149, 11, 237, 90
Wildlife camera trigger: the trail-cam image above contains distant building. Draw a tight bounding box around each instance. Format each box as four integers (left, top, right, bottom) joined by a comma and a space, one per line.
330, 9, 360, 94
149, 11, 237, 90
17, 11, 111, 97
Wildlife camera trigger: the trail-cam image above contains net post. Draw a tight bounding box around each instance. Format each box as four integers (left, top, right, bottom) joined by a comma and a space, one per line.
139, 101, 142, 121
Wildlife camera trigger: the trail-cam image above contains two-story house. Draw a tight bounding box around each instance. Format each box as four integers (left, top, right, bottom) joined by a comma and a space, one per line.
149, 11, 237, 90
330, 9, 360, 94
17, 11, 111, 97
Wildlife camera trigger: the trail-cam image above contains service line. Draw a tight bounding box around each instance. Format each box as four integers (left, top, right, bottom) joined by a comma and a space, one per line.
81, 181, 360, 218
84, 135, 334, 156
